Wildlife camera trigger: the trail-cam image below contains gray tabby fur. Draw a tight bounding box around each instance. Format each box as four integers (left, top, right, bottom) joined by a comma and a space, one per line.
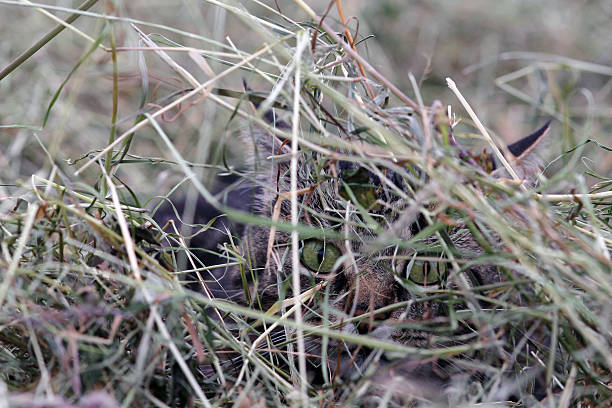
213, 120, 551, 405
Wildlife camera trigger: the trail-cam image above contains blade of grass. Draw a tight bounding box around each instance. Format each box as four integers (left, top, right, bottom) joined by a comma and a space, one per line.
41, 24, 109, 128
0, 0, 99, 81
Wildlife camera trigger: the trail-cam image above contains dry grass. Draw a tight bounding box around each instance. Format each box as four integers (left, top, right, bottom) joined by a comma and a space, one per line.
0, 1, 611, 407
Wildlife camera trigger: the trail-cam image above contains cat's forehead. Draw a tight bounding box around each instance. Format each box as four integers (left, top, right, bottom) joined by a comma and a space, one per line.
256, 119, 551, 238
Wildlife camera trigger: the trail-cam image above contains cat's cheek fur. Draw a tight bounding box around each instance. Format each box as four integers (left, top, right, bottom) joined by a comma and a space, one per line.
229, 226, 322, 307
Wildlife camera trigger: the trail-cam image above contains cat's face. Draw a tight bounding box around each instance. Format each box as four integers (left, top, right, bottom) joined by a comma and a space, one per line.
223, 119, 550, 400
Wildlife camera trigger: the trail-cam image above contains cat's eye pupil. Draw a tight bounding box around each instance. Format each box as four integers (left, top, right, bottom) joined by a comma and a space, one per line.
407, 254, 446, 285
301, 239, 341, 273
317, 248, 325, 265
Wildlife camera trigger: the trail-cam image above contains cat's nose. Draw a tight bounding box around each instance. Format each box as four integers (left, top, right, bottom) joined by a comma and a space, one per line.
354, 307, 391, 334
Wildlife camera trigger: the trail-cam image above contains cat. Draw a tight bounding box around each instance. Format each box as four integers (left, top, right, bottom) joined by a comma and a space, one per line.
155, 115, 552, 406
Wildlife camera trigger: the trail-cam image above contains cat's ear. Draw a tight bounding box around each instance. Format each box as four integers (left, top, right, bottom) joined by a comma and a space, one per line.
506, 119, 551, 159
242, 83, 291, 170
491, 120, 552, 183
241, 121, 295, 214
247, 126, 291, 165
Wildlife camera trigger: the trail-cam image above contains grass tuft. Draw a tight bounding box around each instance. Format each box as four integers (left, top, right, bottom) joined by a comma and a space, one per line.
0, 1, 610, 406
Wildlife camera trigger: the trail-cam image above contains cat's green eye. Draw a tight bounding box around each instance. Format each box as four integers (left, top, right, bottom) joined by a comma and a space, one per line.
407, 255, 446, 285
301, 240, 341, 273
339, 167, 381, 210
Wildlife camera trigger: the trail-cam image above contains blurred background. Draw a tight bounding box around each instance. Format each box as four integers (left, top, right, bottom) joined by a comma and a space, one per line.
1, 0, 610, 203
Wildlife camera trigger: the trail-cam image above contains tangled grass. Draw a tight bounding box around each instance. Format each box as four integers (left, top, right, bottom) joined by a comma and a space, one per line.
0, 1, 611, 407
